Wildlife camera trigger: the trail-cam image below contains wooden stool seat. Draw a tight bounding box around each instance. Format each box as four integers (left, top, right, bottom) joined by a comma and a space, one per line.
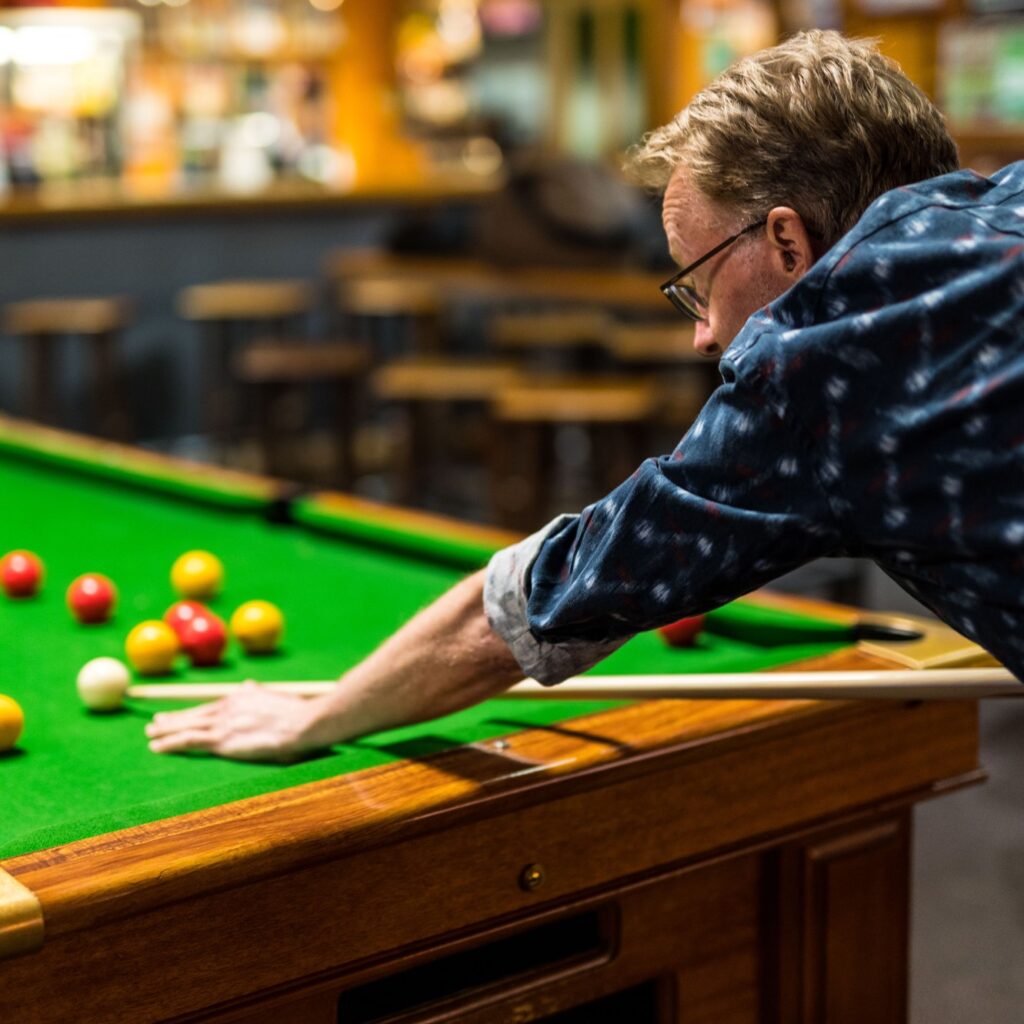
4, 297, 131, 336
178, 280, 313, 322
2, 296, 132, 439
373, 356, 522, 402
339, 276, 442, 318
493, 376, 660, 422
322, 247, 392, 283
605, 323, 700, 364
237, 342, 371, 381
489, 310, 612, 350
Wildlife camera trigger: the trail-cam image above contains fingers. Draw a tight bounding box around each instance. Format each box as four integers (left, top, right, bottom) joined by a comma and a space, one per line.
148, 727, 221, 755
146, 702, 221, 739
144, 685, 320, 762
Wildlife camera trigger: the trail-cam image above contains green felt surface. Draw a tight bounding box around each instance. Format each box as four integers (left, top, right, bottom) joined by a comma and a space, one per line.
291, 496, 502, 572
0, 450, 845, 861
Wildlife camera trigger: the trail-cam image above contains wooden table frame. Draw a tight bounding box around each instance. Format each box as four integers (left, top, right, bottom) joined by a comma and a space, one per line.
1, 650, 981, 1024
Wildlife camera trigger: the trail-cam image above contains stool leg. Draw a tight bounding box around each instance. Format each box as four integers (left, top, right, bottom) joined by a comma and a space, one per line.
398, 400, 431, 507
488, 416, 523, 530
490, 420, 548, 533
414, 313, 441, 356
24, 333, 57, 426
532, 422, 554, 529
331, 377, 357, 491
203, 320, 234, 458
89, 330, 130, 441
259, 380, 298, 479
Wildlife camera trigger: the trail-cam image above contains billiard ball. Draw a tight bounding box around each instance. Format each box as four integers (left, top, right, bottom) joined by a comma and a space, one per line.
1, 550, 43, 598
164, 600, 210, 641
125, 620, 180, 676
0, 693, 24, 752
180, 611, 228, 667
230, 600, 284, 654
170, 550, 224, 600
658, 614, 707, 647
67, 573, 117, 624
77, 657, 132, 713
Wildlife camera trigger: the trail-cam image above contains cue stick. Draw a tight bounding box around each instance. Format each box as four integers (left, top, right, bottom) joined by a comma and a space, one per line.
128, 667, 1023, 703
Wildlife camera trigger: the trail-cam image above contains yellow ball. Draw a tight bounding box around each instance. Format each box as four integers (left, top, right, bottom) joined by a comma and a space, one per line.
171, 550, 224, 600
230, 600, 284, 654
125, 620, 180, 676
0, 694, 24, 752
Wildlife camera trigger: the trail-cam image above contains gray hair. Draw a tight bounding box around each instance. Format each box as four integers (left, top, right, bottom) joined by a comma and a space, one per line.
627, 30, 959, 245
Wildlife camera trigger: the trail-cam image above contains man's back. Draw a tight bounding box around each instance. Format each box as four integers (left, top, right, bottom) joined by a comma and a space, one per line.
518, 164, 1024, 680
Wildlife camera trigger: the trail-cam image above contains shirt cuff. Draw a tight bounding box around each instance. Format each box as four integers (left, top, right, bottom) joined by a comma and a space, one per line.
484, 514, 630, 686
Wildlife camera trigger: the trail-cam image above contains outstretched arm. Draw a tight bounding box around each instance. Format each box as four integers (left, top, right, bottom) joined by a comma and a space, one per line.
146, 569, 524, 762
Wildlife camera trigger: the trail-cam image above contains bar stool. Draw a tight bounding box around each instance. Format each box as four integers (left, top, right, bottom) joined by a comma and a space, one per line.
490, 375, 661, 531
3, 296, 133, 439
605, 322, 716, 449
322, 247, 391, 287
234, 340, 371, 488
488, 309, 613, 373
372, 355, 522, 507
177, 279, 313, 453
603, 322, 699, 365
336, 276, 444, 359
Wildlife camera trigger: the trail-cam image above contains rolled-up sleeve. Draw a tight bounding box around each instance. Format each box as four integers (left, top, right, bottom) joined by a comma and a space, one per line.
484, 515, 631, 684
485, 365, 843, 685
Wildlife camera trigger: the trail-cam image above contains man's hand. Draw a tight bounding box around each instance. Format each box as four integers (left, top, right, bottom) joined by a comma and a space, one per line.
145, 569, 525, 763
146, 681, 325, 763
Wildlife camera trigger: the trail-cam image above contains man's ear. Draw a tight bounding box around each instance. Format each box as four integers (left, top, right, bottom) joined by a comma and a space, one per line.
765, 207, 818, 281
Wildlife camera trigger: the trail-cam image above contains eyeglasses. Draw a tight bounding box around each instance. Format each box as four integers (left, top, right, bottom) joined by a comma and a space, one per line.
660, 219, 767, 321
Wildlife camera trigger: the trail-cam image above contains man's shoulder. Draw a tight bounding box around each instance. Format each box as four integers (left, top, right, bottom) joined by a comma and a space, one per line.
724, 162, 1024, 379
854, 161, 1024, 231
762, 163, 1022, 331
825, 161, 1024, 270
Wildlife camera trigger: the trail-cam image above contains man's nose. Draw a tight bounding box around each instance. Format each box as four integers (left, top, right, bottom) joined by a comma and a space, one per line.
694, 321, 722, 358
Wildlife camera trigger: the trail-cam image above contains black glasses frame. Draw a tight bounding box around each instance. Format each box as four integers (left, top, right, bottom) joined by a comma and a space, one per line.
660, 219, 767, 321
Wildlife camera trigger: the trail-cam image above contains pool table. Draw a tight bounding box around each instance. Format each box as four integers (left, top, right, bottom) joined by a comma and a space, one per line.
0, 417, 984, 1024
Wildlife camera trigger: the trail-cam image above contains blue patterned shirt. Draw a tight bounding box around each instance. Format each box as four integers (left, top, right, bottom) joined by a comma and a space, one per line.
484, 162, 1024, 684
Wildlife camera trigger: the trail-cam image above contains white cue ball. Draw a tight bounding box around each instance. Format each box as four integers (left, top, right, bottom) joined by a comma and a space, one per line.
77, 657, 131, 712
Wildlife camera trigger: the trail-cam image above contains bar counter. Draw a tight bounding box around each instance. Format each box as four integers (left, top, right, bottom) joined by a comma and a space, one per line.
0, 175, 500, 226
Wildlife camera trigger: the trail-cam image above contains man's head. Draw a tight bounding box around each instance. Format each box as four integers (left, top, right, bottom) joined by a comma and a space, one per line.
629, 30, 959, 356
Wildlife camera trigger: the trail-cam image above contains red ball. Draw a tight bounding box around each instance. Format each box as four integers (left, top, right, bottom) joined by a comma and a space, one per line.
164, 600, 210, 641
1, 550, 43, 598
179, 611, 227, 667
67, 574, 117, 624
658, 613, 707, 648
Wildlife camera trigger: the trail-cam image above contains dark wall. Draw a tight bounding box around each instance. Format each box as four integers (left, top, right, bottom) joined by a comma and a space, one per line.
0, 206, 405, 441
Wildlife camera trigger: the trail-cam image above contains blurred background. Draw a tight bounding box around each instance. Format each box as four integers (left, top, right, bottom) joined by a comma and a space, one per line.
0, 3, 1022, 1018
0, 0, 1021, 519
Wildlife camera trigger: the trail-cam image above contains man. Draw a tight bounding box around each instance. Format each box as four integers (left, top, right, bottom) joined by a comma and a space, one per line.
146, 30, 1024, 762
